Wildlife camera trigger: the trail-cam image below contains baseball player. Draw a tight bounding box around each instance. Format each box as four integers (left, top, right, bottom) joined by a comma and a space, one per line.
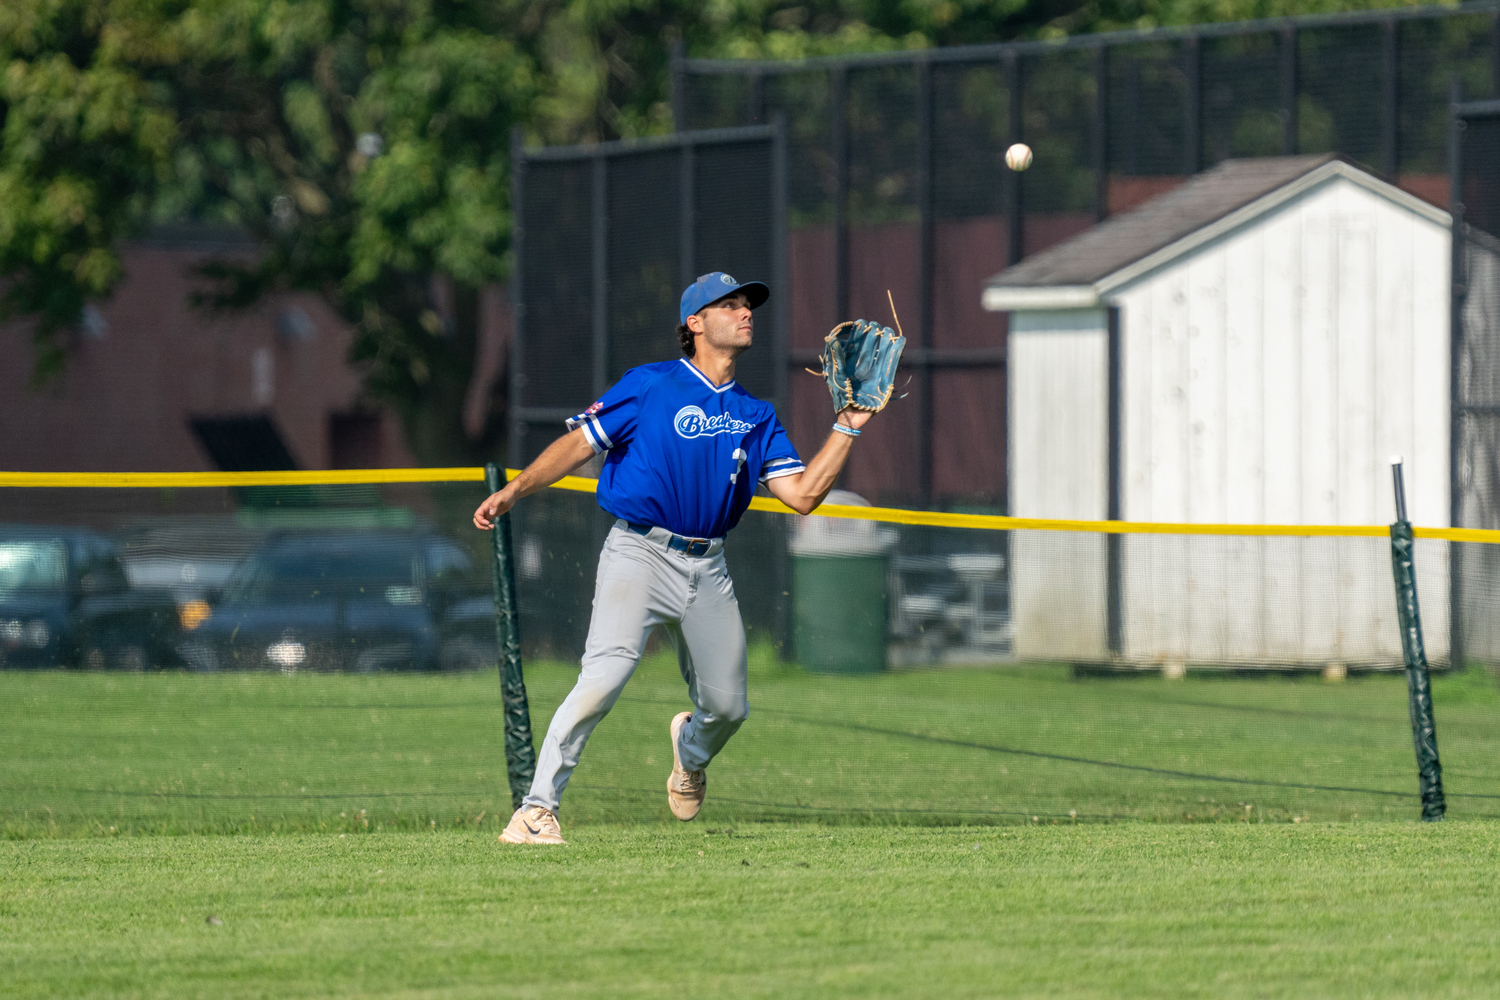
474, 272, 875, 845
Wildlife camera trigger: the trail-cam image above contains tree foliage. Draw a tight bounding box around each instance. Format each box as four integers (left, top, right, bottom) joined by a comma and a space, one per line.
0, 0, 177, 383
2, 0, 535, 462
0, 0, 1441, 462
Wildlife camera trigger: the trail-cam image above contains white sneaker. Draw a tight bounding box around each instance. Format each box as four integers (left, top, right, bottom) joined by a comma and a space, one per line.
498, 805, 566, 845
668, 711, 706, 821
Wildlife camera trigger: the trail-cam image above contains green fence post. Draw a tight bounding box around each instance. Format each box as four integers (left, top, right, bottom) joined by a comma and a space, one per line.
1389, 458, 1446, 822
485, 463, 536, 809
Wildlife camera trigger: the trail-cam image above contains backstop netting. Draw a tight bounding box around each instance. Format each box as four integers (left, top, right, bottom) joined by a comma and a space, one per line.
1456, 108, 1500, 670
4, 472, 1500, 837
677, 6, 1499, 511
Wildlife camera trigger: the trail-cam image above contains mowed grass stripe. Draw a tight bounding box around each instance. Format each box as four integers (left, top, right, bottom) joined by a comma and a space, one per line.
3, 824, 1500, 999
4, 660, 1500, 837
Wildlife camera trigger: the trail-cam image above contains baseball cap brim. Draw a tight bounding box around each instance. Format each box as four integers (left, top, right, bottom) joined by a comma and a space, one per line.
680, 273, 771, 323
710, 280, 769, 311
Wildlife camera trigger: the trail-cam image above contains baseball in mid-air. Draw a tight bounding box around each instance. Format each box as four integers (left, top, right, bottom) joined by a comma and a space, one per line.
1005, 143, 1033, 171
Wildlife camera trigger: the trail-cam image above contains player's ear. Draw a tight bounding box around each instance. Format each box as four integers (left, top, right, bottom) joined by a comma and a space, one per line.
685, 312, 706, 335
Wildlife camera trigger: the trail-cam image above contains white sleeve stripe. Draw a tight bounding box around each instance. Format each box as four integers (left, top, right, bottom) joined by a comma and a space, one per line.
567, 417, 606, 454
565, 414, 611, 453
764, 457, 800, 467
759, 464, 805, 482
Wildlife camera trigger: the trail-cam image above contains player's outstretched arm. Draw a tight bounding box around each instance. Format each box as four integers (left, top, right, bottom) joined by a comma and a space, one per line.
764, 408, 873, 516
473, 428, 597, 530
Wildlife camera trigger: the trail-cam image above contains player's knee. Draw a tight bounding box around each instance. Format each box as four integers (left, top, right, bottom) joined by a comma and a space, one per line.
710, 696, 749, 726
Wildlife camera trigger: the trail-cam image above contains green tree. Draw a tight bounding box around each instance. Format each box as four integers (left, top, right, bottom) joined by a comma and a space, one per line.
0, 0, 1450, 465
170, 3, 536, 464
0, 0, 176, 384
530, 0, 1450, 146
2, 0, 533, 464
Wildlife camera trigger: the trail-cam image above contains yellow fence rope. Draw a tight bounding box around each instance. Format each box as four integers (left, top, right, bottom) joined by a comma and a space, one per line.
3, 467, 1497, 544
0, 469, 487, 489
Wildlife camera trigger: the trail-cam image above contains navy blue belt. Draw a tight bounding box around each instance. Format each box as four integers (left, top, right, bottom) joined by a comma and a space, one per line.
625, 522, 720, 557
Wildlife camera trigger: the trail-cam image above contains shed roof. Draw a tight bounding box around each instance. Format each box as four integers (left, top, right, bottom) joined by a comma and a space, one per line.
983, 155, 1450, 311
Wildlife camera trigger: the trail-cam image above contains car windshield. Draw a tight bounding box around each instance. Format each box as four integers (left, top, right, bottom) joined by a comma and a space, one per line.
0, 540, 67, 593
225, 541, 419, 603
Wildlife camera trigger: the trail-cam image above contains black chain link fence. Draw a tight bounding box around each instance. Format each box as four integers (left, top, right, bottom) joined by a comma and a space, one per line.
677, 2, 1500, 511
1454, 100, 1500, 666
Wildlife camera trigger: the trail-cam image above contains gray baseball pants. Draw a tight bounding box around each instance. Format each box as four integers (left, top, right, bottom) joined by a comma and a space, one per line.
521, 520, 749, 814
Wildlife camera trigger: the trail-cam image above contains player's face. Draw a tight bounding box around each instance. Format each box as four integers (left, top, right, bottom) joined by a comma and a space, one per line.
695, 293, 754, 354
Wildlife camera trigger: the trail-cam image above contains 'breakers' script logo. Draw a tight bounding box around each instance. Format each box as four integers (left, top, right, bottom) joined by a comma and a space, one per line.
674, 405, 755, 439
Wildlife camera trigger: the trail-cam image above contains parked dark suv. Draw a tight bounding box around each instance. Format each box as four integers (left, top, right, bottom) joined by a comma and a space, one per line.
178, 532, 493, 672
0, 525, 184, 669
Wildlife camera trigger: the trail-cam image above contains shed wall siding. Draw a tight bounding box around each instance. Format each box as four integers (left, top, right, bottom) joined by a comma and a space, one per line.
1004, 175, 1453, 668
1111, 176, 1450, 527
1008, 309, 1109, 661
1104, 175, 1451, 665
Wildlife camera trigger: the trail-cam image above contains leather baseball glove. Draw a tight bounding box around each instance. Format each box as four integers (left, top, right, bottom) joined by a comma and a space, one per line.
813, 319, 907, 413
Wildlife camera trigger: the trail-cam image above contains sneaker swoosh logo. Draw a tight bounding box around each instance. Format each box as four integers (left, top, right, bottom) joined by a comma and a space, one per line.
523, 821, 540, 835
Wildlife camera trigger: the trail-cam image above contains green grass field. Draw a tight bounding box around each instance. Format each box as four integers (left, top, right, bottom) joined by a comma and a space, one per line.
6, 822, 1500, 998
6, 662, 1500, 997
6, 654, 1500, 837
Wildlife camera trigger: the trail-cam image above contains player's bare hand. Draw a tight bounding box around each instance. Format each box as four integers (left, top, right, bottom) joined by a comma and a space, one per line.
473, 488, 516, 530
835, 408, 874, 432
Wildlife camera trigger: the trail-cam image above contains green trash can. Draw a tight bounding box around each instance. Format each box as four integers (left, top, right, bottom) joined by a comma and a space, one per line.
789, 491, 896, 674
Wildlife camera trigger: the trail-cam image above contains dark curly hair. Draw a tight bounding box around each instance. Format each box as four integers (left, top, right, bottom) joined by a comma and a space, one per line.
677, 321, 695, 358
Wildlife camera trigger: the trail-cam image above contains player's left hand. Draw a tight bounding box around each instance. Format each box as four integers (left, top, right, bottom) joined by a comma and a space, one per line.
836, 408, 874, 432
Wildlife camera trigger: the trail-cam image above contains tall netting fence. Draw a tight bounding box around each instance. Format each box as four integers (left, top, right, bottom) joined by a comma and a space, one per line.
5, 473, 1500, 838
679, 3, 1500, 508
1456, 106, 1500, 666
512, 127, 785, 469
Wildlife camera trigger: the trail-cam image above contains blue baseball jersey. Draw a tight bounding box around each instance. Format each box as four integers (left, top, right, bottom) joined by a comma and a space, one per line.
566, 359, 805, 538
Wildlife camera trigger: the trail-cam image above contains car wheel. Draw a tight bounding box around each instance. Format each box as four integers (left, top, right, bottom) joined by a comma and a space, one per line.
176, 642, 221, 672
439, 638, 493, 672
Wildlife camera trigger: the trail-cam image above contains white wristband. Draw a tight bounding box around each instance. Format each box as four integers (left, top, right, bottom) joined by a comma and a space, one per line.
831, 423, 860, 438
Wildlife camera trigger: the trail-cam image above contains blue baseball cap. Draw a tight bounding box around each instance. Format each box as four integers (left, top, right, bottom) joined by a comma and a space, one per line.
679, 272, 769, 324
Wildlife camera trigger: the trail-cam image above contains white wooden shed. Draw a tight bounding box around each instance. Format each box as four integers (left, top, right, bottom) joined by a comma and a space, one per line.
983, 155, 1453, 669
